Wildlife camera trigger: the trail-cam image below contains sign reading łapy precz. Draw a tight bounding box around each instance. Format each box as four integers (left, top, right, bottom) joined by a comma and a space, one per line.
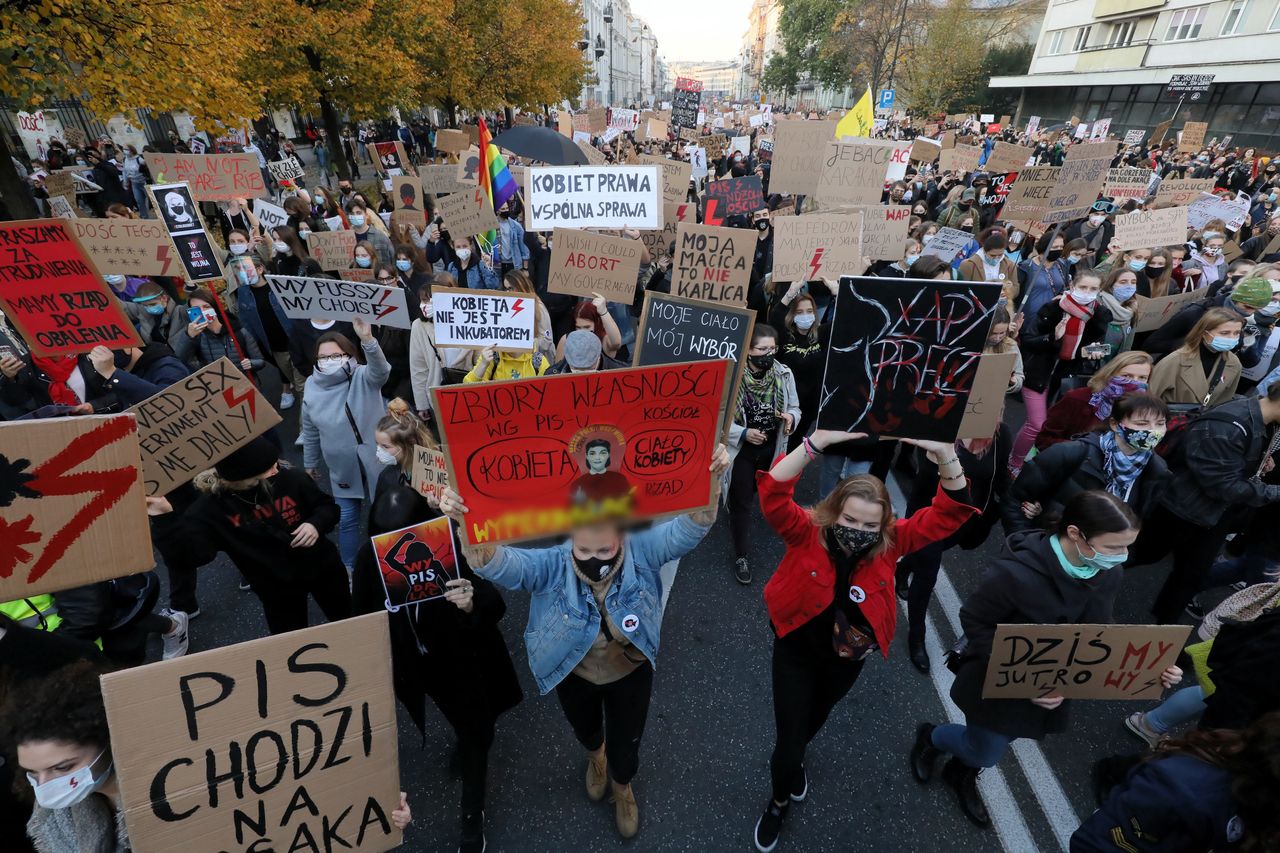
430, 286, 536, 352
0, 218, 144, 357
817, 276, 1003, 441
266, 275, 412, 329
525, 166, 662, 231
127, 358, 283, 496
982, 623, 1192, 700
101, 613, 402, 853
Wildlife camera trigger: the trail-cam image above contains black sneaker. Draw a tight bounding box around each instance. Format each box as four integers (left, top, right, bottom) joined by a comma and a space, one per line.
753, 799, 789, 852
458, 810, 485, 853
789, 765, 808, 802
910, 722, 941, 783
734, 557, 752, 585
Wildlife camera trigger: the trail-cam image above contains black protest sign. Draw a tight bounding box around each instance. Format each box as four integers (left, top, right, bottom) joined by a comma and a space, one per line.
981, 171, 1018, 210
100, 613, 402, 853
672, 89, 701, 130
817, 276, 1003, 441
703, 176, 764, 225
148, 182, 227, 285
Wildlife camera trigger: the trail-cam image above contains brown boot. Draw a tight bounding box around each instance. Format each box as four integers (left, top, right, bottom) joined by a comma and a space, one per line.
585, 750, 608, 802
611, 781, 639, 838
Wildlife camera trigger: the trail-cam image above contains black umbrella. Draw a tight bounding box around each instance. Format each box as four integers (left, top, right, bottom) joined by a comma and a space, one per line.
491, 125, 587, 166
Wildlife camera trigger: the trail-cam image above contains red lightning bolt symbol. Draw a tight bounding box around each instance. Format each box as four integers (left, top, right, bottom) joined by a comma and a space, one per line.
156, 244, 174, 276
223, 385, 257, 421
20, 418, 139, 586
511, 298, 525, 316
373, 286, 399, 321
808, 248, 825, 281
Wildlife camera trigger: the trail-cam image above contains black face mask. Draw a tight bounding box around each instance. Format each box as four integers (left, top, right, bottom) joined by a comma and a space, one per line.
755, 219, 770, 232
832, 524, 878, 555
749, 353, 775, 373
575, 555, 613, 581
1045, 249, 1062, 262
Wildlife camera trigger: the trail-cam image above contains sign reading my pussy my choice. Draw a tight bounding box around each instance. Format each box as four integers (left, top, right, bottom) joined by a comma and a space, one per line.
433, 362, 730, 544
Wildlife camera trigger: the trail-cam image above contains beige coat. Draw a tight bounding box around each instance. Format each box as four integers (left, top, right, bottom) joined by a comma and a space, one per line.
1149, 348, 1241, 408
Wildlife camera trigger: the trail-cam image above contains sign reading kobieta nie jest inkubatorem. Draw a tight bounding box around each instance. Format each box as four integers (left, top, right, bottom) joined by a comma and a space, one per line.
266, 275, 412, 329
101, 613, 402, 853
433, 361, 730, 544
524, 166, 662, 231
430, 286, 537, 352
817, 277, 1003, 442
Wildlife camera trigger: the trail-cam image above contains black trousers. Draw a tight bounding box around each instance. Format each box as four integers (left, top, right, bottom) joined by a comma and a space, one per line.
433, 698, 497, 814
554, 663, 654, 785
1128, 504, 1232, 624
157, 481, 203, 613
252, 561, 353, 635
769, 636, 865, 802
895, 535, 952, 642
729, 442, 774, 559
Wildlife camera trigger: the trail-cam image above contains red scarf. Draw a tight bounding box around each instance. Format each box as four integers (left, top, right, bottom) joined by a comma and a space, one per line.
1058, 293, 1095, 361
34, 355, 81, 405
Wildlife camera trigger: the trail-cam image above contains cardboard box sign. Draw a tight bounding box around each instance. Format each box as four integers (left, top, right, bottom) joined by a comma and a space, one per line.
436, 128, 469, 154
419, 164, 472, 195
371, 516, 457, 609
1114, 206, 1188, 251
127, 358, 283, 496
265, 275, 412, 329
1104, 167, 1155, 200
669, 222, 753, 306
635, 154, 692, 205
771, 212, 865, 282
525, 166, 662, 231
999, 166, 1060, 225
0, 218, 144, 357
939, 145, 982, 174
101, 613, 402, 853
411, 444, 449, 500
0, 415, 153, 600
1133, 286, 1208, 334
850, 205, 912, 261
814, 140, 896, 207
435, 185, 499, 241
639, 202, 694, 262
817, 277, 1003, 441
142, 153, 267, 201
1041, 142, 1116, 225
957, 351, 1019, 439
984, 141, 1034, 174
547, 228, 644, 303
430, 286, 537, 352
432, 361, 731, 545
1153, 177, 1216, 206
307, 229, 357, 270
982, 623, 1192, 700
767, 120, 839, 196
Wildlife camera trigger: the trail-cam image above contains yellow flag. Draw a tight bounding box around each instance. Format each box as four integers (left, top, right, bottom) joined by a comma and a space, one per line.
834, 87, 875, 139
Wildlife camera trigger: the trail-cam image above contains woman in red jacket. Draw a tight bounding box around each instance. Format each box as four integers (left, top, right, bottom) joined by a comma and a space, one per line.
752, 429, 977, 853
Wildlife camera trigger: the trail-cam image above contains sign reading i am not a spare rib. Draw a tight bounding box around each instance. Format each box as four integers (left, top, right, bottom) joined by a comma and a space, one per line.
266, 275, 412, 329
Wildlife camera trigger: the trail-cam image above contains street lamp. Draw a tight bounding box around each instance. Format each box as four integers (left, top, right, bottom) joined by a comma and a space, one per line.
603, 3, 615, 106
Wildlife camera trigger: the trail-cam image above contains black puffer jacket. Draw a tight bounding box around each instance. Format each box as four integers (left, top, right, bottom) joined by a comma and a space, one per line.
1019, 296, 1112, 392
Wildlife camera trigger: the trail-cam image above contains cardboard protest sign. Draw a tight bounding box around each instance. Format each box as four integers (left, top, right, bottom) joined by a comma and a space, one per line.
939, 145, 982, 174
635, 154, 691, 204
639, 202, 693, 262
909, 137, 941, 163
633, 292, 754, 432
392, 175, 426, 215
143, 153, 266, 201
525, 166, 662, 231
957, 352, 1019, 439
547, 228, 643, 303
772, 213, 864, 281
266, 157, 305, 183
369, 141, 412, 176
45, 195, 74, 218
456, 146, 482, 185
430, 286, 537, 352
148, 182, 227, 285
437, 128, 469, 154
101, 613, 401, 853
1104, 167, 1154, 200
1089, 117, 1113, 141
849, 205, 911, 261
1178, 121, 1208, 153
307, 229, 356, 270
644, 117, 669, 140
587, 107, 608, 134
0, 219, 143, 357
670, 223, 753, 306
1133, 286, 1207, 333
1153, 177, 1216, 206
1041, 142, 1115, 225
984, 141, 1034, 174
371, 517, 457, 609
575, 139, 608, 166
265, 275, 411, 329
411, 445, 450, 501
982, 623, 1192, 699
433, 361, 730, 544
43, 170, 74, 200
814, 141, 894, 207
769, 120, 840, 196
128, 358, 283, 495
435, 185, 499, 240
1151, 118, 1174, 144
70, 217, 181, 278
817, 276, 1003, 440
1025, 116, 1041, 137
1114, 206, 1188, 251
419, 164, 471, 195
703, 176, 765, 225
999, 166, 1060, 224
0, 415, 152, 600
919, 226, 973, 264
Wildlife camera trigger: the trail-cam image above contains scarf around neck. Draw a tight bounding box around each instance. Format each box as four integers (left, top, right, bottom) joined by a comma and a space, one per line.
738, 364, 781, 424
1058, 293, 1095, 361
35, 355, 81, 405
1099, 428, 1149, 501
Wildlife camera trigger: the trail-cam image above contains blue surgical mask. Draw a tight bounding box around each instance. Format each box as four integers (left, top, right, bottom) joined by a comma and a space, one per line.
355, 255, 372, 268
143, 302, 165, 316
1006, 250, 1021, 262
1113, 284, 1138, 302
1209, 335, 1237, 352
1077, 537, 1128, 572
104, 274, 125, 286
1127, 260, 1147, 272
905, 253, 920, 267
794, 313, 816, 331
395, 259, 413, 272
1067, 255, 1082, 265
1261, 303, 1280, 317
349, 214, 366, 228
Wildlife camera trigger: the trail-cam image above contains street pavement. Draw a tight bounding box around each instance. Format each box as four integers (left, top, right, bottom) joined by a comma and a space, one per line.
147, 398, 1197, 853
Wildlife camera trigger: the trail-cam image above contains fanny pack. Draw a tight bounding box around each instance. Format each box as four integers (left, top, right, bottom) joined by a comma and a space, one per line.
832, 609, 877, 661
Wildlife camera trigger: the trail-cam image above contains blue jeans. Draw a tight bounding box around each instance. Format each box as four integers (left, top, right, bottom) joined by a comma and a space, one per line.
818, 454, 871, 496
335, 496, 364, 570
931, 723, 1014, 768
130, 180, 151, 217
1144, 685, 1206, 733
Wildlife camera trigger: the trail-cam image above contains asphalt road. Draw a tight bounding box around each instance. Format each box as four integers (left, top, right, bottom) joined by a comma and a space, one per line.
147, 397, 1199, 853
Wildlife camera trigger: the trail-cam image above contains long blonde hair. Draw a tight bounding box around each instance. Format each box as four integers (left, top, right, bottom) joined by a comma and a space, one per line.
1087, 350, 1154, 392
377, 398, 437, 475
809, 475, 896, 559
1179, 308, 1242, 355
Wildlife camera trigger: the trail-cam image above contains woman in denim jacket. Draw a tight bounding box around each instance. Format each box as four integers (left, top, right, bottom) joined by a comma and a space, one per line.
438, 444, 729, 842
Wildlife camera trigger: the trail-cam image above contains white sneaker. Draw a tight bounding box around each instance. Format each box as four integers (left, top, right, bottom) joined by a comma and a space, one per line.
280, 391, 296, 410
160, 608, 190, 660
1124, 711, 1165, 748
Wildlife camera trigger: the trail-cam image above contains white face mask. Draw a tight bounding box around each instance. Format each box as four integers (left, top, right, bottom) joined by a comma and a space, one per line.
316, 357, 349, 375
420, 302, 434, 319
28, 751, 111, 810
273, 241, 290, 254
456, 248, 472, 263
229, 243, 249, 255
1088, 214, 1105, 226
1071, 289, 1099, 304
310, 319, 335, 330
375, 447, 398, 466
794, 313, 816, 331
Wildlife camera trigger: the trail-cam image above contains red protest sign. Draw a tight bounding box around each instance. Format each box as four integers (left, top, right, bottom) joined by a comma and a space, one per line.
433, 362, 730, 544
371, 516, 457, 609
0, 219, 143, 357
983, 171, 1019, 212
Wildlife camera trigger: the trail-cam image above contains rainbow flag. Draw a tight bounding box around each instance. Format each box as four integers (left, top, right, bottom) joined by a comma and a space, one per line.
477, 118, 517, 250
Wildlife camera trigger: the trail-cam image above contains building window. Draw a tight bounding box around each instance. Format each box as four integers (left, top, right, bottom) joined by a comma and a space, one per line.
1165, 6, 1205, 39
1047, 29, 1065, 53
1221, 0, 1249, 33
1111, 19, 1136, 44
1073, 25, 1092, 50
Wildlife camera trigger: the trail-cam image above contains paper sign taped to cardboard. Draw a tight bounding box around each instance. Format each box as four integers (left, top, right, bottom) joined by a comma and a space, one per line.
266, 275, 412, 329
430, 286, 537, 352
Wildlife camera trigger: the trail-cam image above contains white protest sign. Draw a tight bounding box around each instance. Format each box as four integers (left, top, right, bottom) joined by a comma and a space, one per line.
1026, 116, 1041, 137
730, 136, 750, 157
1089, 118, 1112, 140
430, 287, 536, 352
920, 226, 972, 263
1124, 129, 1145, 146
266, 158, 305, 183
265, 276, 412, 329
609, 108, 640, 132
1186, 191, 1251, 232
525, 166, 662, 231
882, 141, 914, 182
252, 198, 289, 232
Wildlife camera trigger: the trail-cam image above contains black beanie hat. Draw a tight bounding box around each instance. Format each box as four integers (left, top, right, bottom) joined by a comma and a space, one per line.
214, 437, 279, 482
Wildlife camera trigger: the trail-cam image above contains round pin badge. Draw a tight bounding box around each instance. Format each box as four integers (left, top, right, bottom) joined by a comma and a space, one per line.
621, 614, 640, 633
848, 585, 866, 603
